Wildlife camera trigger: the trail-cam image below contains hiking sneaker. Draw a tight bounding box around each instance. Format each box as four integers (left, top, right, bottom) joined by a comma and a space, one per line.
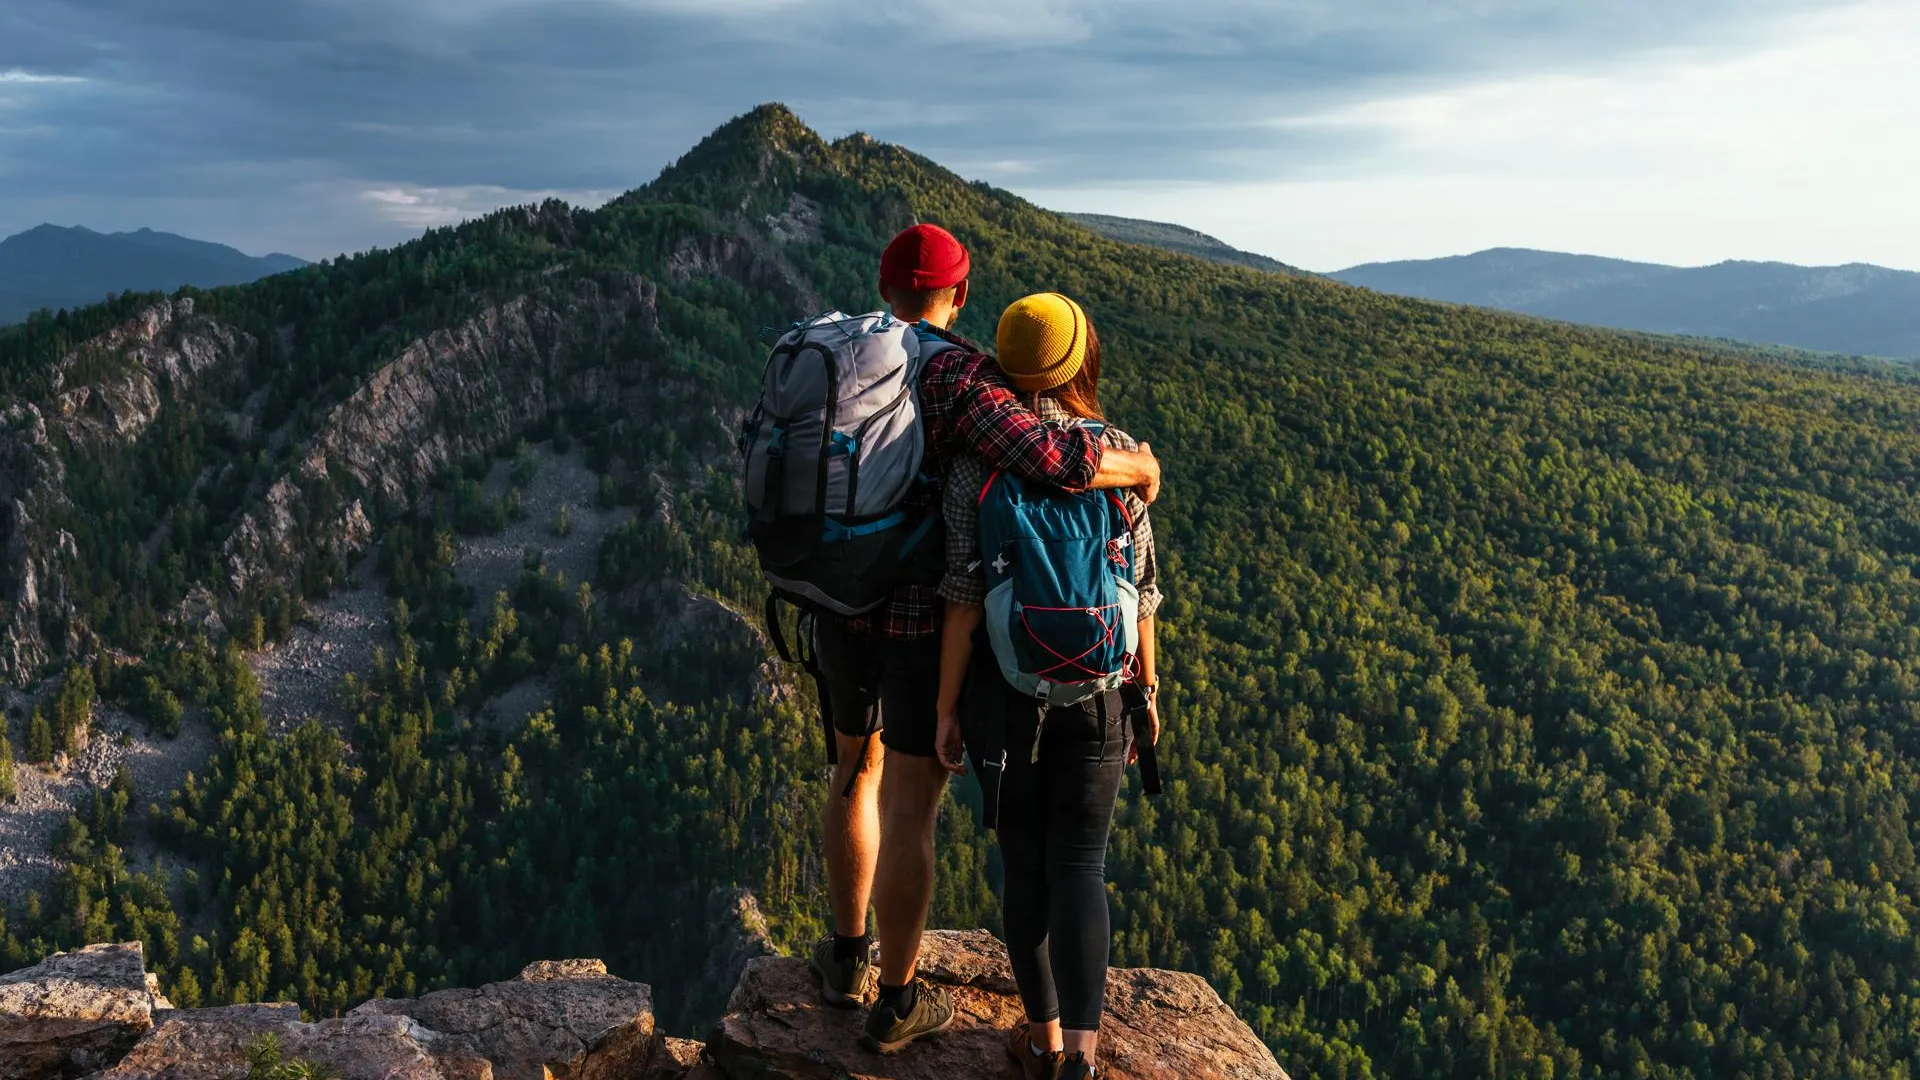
1007, 1023, 1064, 1080
860, 979, 956, 1053
1059, 1051, 1098, 1080
808, 935, 874, 1009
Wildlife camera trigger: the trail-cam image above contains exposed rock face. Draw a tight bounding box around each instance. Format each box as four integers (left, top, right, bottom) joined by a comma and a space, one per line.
352, 958, 656, 1080
708, 930, 1290, 1080
97, 1004, 300, 1080
762, 194, 825, 247
649, 1038, 710, 1078
98, 959, 660, 1080
49, 300, 248, 450
0, 428, 79, 685
0, 943, 172, 1080
687, 888, 779, 1027
220, 276, 659, 601
664, 232, 819, 315
0, 299, 252, 686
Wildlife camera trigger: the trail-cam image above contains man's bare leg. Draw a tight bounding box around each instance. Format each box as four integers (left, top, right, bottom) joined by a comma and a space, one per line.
873, 748, 950, 985
824, 732, 885, 938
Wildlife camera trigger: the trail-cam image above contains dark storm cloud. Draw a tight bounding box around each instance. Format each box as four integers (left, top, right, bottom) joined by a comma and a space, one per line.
0, 0, 1844, 257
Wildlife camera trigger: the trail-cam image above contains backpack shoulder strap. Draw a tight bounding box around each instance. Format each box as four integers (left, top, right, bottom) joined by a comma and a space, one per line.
910, 321, 968, 372
978, 468, 1005, 506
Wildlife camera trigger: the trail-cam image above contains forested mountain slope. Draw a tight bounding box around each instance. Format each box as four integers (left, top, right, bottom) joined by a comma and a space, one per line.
0, 225, 307, 326
3, 105, 1920, 1080
1334, 247, 1920, 358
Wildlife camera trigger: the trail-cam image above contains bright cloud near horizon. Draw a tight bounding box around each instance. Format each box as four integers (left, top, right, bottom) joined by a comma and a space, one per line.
0, 0, 1911, 272
1029, 1, 1920, 270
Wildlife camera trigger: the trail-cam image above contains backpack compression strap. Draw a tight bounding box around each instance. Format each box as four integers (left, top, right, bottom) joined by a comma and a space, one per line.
764, 594, 841, 769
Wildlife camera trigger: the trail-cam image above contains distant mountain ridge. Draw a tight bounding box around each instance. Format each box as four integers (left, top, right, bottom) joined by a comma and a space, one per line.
1332, 248, 1920, 359
0, 224, 307, 325
1066, 213, 1309, 277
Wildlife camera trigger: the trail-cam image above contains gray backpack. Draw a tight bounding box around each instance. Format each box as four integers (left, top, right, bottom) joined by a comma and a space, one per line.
741, 311, 956, 619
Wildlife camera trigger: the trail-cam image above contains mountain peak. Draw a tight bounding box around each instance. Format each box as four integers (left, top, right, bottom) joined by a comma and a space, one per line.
18, 223, 99, 239
627, 103, 830, 209
728, 102, 810, 138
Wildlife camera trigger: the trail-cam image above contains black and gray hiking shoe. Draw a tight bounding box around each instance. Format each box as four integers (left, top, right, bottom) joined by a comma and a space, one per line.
860, 979, 956, 1053
808, 935, 874, 1009
1059, 1051, 1098, 1080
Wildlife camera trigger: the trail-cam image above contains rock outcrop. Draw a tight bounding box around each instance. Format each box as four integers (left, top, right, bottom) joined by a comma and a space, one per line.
96, 959, 664, 1080
708, 930, 1290, 1080
0, 934, 1287, 1080
686, 888, 779, 1027
47, 300, 248, 450
0, 943, 172, 1080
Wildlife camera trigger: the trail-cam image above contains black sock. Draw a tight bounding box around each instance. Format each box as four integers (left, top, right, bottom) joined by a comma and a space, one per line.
833, 933, 870, 963
878, 979, 917, 1015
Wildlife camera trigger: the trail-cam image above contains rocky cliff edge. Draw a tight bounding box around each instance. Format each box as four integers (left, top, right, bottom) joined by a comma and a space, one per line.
1, 933, 1291, 1080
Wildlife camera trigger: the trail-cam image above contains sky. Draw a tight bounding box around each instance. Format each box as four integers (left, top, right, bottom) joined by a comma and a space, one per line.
1, 0, 1913, 272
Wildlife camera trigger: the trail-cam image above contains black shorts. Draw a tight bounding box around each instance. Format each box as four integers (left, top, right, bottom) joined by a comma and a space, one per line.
812, 618, 940, 759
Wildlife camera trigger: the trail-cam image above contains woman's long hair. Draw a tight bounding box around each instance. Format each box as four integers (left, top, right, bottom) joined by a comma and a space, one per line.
1047, 320, 1104, 422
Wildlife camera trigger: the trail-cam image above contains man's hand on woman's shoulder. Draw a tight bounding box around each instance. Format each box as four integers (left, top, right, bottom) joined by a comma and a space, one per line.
1136, 442, 1161, 505
1092, 442, 1162, 505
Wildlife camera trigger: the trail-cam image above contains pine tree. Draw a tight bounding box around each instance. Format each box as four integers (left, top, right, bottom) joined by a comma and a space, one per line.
169, 966, 204, 1010
0, 722, 15, 799
55, 665, 95, 752
26, 707, 52, 764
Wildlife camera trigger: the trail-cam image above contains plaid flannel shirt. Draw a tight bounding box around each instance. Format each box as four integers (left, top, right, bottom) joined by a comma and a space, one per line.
941, 397, 1161, 621
841, 327, 1104, 640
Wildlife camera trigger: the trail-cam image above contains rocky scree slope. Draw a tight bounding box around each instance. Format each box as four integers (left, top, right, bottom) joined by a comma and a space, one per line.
1, 935, 1288, 1080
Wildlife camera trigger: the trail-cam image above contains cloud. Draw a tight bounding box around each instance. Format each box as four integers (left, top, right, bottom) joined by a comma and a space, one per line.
0, 69, 86, 84
1028, 0, 1920, 272
0, 0, 1869, 263
360, 183, 619, 230
1266, 1, 1913, 173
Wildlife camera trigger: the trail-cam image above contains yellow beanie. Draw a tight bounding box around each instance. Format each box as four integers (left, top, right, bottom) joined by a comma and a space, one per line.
996, 293, 1088, 393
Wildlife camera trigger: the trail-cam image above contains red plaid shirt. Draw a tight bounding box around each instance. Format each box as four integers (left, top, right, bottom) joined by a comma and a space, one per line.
840, 326, 1104, 640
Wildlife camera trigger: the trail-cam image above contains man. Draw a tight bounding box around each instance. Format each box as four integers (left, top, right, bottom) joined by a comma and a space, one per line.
807, 224, 1162, 1052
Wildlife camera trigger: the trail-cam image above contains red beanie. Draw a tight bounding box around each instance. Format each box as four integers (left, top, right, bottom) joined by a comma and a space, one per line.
880, 224, 971, 291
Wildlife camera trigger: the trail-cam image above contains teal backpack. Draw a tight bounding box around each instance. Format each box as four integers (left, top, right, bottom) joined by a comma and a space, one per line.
975, 423, 1141, 707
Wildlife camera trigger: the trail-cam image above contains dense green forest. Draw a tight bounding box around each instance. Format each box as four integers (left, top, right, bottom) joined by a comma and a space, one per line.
6, 105, 1920, 1078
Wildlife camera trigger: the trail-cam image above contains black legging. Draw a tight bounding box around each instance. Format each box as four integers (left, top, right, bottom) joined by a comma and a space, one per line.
996, 691, 1131, 1032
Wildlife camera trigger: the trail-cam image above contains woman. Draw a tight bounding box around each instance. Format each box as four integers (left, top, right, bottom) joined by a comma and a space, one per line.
935, 292, 1162, 1080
